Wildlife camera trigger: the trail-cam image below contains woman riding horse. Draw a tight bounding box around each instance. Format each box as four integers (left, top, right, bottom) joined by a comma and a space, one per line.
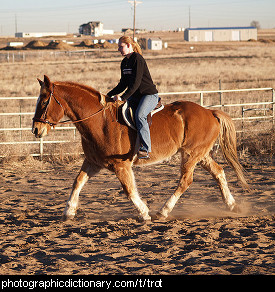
107, 36, 159, 159
32, 74, 249, 222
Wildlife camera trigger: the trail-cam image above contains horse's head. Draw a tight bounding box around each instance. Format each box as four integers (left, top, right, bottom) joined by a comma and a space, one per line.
32, 75, 64, 138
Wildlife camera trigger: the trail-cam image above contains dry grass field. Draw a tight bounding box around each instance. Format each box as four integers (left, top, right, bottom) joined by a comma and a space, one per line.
1, 31, 274, 157
0, 31, 274, 275
0, 30, 275, 96
0, 33, 274, 102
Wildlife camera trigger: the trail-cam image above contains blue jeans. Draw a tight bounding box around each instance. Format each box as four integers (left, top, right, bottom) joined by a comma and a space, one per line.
134, 94, 159, 153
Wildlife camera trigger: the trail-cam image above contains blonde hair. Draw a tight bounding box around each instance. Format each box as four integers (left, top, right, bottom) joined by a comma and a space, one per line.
119, 36, 142, 55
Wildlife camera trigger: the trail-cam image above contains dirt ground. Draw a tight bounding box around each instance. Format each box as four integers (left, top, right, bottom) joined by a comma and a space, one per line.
0, 153, 274, 275
0, 29, 274, 275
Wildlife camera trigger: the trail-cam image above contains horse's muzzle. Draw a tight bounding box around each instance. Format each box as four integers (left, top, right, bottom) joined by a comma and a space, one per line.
32, 122, 49, 138
33, 127, 39, 137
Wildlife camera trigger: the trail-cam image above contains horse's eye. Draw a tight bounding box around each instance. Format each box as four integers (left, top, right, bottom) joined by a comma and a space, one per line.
42, 99, 48, 106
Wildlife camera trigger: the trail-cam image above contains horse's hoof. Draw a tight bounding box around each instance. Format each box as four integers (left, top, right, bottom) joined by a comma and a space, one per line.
153, 212, 167, 221
231, 204, 241, 213
62, 214, 75, 221
137, 215, 151, 223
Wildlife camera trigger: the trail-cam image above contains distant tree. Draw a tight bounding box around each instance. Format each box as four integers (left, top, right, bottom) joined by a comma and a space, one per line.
250, 21, 261, 29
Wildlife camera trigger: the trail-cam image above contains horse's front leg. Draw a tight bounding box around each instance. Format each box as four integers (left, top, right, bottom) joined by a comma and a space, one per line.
62, 159, 100, 221
114, 163, 151, 222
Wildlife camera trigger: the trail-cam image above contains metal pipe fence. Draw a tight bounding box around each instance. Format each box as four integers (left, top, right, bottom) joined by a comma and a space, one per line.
0, 49, 118, 63
0, 87, 274, 159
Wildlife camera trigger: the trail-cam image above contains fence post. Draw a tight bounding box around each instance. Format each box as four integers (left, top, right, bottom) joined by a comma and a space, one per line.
19, 103, 22, 140
200, 92, 203, 106
272, 88, 275, 125
241, 107, 245, 139
39, 138, 43, 160
219, 80, 224, 111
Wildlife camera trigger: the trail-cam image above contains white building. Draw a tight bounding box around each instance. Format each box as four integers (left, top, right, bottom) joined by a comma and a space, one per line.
15, 32, 67, 38
102, 29, 114, 35
7, 42, 24, 47
79, 22, 113, 37
148, 38, 162, 50
184, 26, 257, 42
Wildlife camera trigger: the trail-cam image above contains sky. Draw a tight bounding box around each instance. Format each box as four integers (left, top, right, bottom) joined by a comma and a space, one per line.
0, 0, 274, 36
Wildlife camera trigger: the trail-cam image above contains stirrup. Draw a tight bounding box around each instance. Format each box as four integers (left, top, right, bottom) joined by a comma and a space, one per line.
138, 149, 150, 159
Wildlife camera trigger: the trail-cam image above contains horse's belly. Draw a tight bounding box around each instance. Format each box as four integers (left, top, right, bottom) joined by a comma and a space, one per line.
133, 108, 184, 165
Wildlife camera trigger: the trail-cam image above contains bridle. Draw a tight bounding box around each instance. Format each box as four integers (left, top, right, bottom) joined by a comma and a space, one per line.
32, 84, 107, 127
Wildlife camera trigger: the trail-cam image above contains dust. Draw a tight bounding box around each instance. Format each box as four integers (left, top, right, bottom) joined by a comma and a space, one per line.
0, 156, 274, 274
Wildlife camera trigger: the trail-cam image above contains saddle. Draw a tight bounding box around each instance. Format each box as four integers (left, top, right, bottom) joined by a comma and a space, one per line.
122, 98, 164, 130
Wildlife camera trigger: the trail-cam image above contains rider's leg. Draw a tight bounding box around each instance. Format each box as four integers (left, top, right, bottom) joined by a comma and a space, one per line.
135, 94, 159, 154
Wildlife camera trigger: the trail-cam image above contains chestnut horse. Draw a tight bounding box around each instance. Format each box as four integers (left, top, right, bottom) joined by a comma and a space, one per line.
32, 75, 249, 222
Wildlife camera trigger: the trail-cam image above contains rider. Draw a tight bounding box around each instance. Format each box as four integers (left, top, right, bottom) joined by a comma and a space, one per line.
106, 36, 159, 159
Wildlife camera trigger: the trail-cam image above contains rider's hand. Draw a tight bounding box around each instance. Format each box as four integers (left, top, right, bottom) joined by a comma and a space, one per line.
113, 95, 122, 101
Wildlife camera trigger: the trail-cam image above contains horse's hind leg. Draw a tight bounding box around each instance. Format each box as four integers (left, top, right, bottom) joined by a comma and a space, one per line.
157, 152, 198, 219
62, 159, 100, 221
200, 155, 238, 212
114, 163, 151, 222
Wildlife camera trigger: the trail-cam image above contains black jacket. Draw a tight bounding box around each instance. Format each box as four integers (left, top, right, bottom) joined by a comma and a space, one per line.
107, 52, 158, 102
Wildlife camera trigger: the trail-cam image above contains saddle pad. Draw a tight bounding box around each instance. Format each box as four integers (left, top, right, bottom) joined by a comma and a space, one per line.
122, 101, 164, 130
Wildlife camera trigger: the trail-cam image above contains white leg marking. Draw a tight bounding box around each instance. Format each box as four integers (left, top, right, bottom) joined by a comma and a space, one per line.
158, 193, 180, 218
131, 192, 151, 221
115, 164, 151, 221
200, 156, 237, 212
63, 174, 88, 219
217, 171, 236, 210
158, 161, 195, 219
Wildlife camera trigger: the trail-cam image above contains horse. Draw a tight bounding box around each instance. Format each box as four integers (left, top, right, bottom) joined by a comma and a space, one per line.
32, 75, 249, 222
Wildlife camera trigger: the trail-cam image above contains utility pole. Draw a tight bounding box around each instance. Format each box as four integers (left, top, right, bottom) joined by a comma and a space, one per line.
188, 6, 191, 28
15, 14, 18, 34
128, 0, 142, 39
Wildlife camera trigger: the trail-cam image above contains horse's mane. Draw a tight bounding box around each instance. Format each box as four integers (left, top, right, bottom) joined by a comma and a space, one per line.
55, 81, 114, 106
55, 81, 101, 98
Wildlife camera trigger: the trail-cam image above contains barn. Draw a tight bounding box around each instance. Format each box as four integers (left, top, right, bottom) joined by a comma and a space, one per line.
184, 26, 257, 42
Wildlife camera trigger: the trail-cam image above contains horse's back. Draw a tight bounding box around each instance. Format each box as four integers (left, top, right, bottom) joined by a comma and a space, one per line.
153, 100, 219, 132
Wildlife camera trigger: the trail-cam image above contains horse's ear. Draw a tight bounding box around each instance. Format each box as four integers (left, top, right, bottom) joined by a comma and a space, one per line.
44, 75, 51, 89
37, 78, 43, 87
99, 93, 106, 107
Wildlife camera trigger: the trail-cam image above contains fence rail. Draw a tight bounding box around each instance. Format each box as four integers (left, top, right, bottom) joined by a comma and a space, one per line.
0, 87, 274, 159
0, 49, 116, 63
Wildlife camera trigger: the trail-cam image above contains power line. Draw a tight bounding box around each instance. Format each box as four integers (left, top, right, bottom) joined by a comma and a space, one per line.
0, 1, 122, 13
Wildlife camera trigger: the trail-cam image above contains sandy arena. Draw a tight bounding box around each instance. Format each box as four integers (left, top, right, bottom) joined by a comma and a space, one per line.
0, 31, 274, 275
0, 154, 274, 275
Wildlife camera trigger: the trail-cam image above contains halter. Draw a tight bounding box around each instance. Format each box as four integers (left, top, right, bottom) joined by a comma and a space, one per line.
32, 84, 107, 126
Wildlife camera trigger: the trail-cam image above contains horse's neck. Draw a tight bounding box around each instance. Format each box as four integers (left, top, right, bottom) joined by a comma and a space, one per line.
56, 83, 109, 142
57, 83, 100, 120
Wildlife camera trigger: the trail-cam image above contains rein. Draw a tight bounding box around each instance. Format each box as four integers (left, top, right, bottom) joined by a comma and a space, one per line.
33, 84, 108, 127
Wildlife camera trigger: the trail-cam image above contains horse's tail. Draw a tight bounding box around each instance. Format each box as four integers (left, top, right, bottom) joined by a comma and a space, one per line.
212, 109, 250, 191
